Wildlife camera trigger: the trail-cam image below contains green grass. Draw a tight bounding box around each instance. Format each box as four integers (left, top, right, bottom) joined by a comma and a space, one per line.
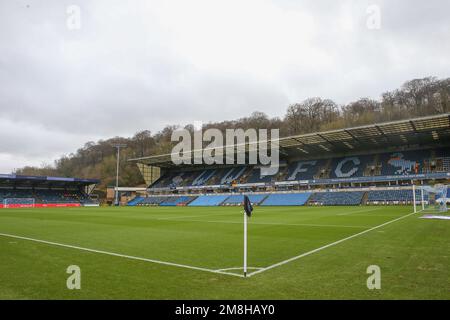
0, 205, 449, 299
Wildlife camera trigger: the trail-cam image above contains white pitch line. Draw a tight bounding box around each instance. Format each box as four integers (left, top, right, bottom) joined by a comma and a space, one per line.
247, 210, 419, 278
157, 218, 369, 229
0, 232, 244, 278
336, 208, 384, 216
216, 267, 263, 272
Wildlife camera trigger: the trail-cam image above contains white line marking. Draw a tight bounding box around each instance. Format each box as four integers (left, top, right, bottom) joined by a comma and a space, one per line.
342, 214, 405, 217
247, 210, 419, 277
0, 232, 244, 278
216, 267, 263, 272
336, 208, 384, 216
157, 218, 369, 229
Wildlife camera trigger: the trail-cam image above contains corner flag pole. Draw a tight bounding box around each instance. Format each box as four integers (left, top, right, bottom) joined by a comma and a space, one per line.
242, 195, 253, 278
243, 211, 247, 277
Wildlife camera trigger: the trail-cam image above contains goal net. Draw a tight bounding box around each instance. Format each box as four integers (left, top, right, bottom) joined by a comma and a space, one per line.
415, 184, 448, 214
2, 198, 35, 208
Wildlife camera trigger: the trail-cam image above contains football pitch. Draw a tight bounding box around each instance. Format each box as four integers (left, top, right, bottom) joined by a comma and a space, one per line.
0, 205, 448, 299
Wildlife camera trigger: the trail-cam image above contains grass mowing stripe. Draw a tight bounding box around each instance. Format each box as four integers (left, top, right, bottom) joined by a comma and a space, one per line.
247, 210, 419, 277
1, 206, 448, 299
157, 212, 237, 220
336, 207, 385, 216
0, 232, 244, 278
156, 218, 370, 229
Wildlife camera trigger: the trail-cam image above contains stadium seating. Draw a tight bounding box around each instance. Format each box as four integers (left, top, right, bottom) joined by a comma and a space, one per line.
246, 167, 276, 183
0, 189, 34, 202
127, 196, 144, 206
148, 148, 449, 189
188, 195, 230, 206
221, 194, 268, 205
128, 187, 446, 207
308, 191, 364, 205
138, 197, 167, 205
380, 150, 429, 176
329, 156, 371, 179
0, 188, 95, 205
286, 160, 323, 181
160, 196, 197, 206
260, 193, 312, 206
367, 189, 424, 203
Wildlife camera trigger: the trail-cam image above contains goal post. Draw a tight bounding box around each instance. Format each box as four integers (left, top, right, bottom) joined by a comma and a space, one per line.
413, 184, 417, 213
2, 198, 35, 208
418, 184, 448, 214
420, 186, 425, 211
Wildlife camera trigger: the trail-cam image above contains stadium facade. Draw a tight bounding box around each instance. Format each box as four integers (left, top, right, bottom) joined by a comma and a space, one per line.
127, 114, 450, 207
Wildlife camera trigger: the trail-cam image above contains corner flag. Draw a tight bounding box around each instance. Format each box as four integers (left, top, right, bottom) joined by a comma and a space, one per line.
242, 195, 253, 277
243, 195, 253, 217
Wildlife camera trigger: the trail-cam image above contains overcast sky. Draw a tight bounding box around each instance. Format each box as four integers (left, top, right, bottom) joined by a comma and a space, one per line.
0, 0, 449, 173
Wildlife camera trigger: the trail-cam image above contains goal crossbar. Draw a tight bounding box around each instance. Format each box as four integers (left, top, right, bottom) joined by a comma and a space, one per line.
2, 198, 36, 208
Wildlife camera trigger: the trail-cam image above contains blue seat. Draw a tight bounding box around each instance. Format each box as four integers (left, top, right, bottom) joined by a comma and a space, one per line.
309, 191, 364, 205
222, 194, 267, 205
367, 189, 425, 202
127, 196, 144, 206
160, 196, 196, 206
261, 193, 311, 206
188, 195, 230, 206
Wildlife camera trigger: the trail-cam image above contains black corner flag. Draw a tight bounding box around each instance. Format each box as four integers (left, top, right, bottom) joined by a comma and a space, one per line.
243, 195, 253, 277
243, 195, 253, 217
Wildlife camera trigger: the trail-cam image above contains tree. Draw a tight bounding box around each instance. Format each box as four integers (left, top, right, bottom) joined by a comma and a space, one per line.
284, 97, 339, 135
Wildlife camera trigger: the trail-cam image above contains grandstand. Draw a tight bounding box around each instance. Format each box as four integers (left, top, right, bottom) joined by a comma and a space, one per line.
0, 174, 99, 208
125, 114, 450, 206
127, 188, 432, 207
127, 114, 450, 207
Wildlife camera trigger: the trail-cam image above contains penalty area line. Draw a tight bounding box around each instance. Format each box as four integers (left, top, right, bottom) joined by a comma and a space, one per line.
0, 232, 244, 278
247, 210, 420, 278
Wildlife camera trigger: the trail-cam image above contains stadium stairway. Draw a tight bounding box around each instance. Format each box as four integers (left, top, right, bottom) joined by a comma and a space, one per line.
127, 196, 144, 206
160, 196, 197, 206
361, 192, 369, 205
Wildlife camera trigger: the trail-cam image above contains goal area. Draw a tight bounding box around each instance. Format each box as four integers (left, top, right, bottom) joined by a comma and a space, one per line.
2, 198, 35, 208
414, 184, 448, 214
